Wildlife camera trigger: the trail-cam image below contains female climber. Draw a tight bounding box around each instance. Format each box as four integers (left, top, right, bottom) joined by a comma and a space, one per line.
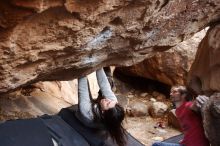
76, 68, 126, 146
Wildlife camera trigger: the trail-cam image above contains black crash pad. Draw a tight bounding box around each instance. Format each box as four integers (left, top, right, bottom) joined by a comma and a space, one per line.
0, 107, 144, 146
41, 115, 89, 146
58, 107, 145, 146
0, 118, 53, 146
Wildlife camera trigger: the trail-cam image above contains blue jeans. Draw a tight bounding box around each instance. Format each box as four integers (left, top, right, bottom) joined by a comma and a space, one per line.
152, 142, 182, 146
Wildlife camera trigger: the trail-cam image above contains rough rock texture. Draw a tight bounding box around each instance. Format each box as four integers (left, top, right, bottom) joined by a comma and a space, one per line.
148, 101, 168, 117
188, 25, 220, 146
11, 0, 63, 13
188, 25, 220, 94
115, 29, 207, 86
202, 93, 220, 146
0, 0, 219, 93
126, 100, 149, 117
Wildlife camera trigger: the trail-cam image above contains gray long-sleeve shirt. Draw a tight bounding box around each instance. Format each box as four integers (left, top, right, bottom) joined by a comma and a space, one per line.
76, 68, 117, 128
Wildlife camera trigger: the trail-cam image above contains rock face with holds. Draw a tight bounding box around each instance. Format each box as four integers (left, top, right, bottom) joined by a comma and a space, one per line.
188, 24, 220, 146
116, 29, 207, 86
0, 0, 219, 93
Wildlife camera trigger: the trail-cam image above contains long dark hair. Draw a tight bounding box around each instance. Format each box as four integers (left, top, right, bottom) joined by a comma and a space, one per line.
102, 104, 126, 146
92, 91, 126, 146
87, 69, 126, 146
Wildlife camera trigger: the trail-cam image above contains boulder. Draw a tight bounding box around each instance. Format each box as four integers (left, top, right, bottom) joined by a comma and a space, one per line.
149, 101, 168, 118
116, 29, 207, 86
0, 0, 219, 93
126, 101, 149, 117
188, 25, 220, 146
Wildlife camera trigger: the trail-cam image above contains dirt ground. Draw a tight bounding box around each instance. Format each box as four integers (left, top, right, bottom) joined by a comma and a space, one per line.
124, 116, 180, 146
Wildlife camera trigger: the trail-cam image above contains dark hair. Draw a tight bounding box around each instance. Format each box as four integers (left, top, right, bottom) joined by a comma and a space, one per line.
102, 104, 126, 146
91, 91, 126, 146
88, 69, 126, 146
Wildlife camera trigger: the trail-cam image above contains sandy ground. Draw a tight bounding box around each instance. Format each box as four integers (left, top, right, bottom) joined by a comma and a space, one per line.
124, 116, 180, 146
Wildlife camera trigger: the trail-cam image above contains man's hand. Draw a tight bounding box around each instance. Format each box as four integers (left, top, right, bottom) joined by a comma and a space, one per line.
195, 95, 209, 108
191, 95, 209, 112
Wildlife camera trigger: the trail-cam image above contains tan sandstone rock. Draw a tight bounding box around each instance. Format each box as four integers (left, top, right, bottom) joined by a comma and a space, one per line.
188, 24, 220, 146
188, 24, 220, 93
0, 0, 219, 93
149, 101, 168, 118
116, 29, 207, 86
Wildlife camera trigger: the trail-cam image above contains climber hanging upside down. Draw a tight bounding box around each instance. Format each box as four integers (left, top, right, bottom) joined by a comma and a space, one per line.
76, 68, 127, 146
